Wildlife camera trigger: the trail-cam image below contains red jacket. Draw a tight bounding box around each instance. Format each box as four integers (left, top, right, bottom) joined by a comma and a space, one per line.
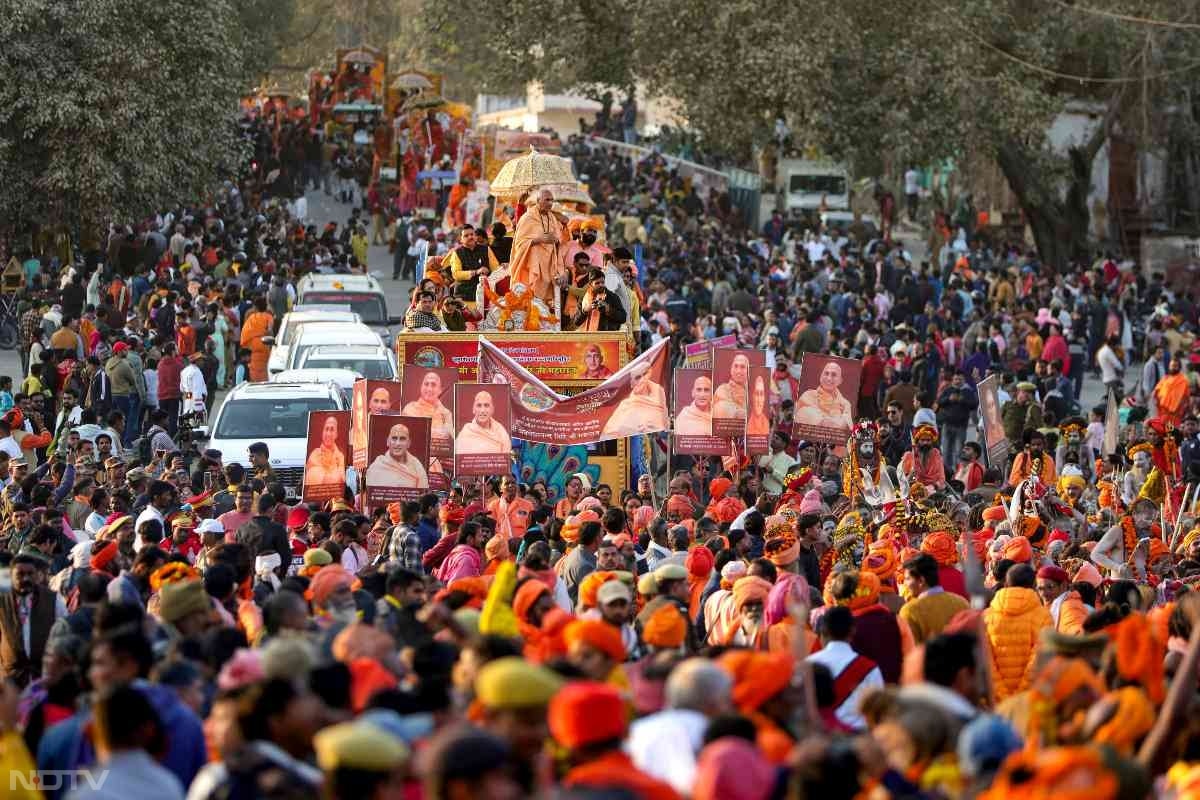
157, 355, 183, 401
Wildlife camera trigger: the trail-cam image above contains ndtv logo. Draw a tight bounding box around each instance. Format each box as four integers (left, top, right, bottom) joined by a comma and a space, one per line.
11, 770, 110, 791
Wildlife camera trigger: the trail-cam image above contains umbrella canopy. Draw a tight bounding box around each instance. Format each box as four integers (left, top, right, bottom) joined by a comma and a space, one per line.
489, 148, 577, 198
342, 49, 378, 65
546, 182, 594, 208
392, 72, 433, 90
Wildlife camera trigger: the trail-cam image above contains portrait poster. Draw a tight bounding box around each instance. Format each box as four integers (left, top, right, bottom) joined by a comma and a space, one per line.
682, 334, 738, 369
746, 366, 773, 455
977, 374, 1009, 466
793, 354, 861, 445
303, 410, 350, 502
364, 415, 432, 507
711, 349, 765, 439
673, 369, 727, 455
399, 367, 458, 461
476, 338, 672, 445
453, 383, 514, 476
351, 379, 404, 470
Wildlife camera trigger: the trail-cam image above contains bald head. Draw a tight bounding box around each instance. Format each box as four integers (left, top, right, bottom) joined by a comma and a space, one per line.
665, 658, 733, 716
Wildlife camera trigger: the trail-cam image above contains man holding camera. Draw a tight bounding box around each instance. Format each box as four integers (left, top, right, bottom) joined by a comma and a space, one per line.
571, 269, 626, 332
444, 225, 498, 310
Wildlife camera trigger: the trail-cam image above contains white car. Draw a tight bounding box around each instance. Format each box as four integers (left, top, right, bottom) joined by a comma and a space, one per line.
267, 306, 361, 378
205, 380, 346, 496
295, 274, 396, 334
284, 322, 383, 373
272, 368, 362, 402
297, 344, 398, 380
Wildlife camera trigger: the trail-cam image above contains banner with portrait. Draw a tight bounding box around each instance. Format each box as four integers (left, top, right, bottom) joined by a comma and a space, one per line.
746, 366, 773, 455
351, 379, 404, 470
453, 383, 514, 475
710, 349, 765, 438
673, 369, 728, 455
682, 334, 738, 369
977, 374, 1010, 466
364, 415, 432, 507
793, 354, 861, 445
399, 367, 458, 461
476, 338, 671, 445
303, 410, 350, 502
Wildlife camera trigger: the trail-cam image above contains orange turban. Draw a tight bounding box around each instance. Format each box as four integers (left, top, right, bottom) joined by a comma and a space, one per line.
1029, 656, 1104, 706
560, 515, 582, 544
969, 529, 994, 562
980, 747, 1117, 800
709, 477, 732, 500
347, 657, 398, 712
513, 580, 550, 624
548, 681, 626, 750
89, 540, 118, 572
863, 541, 898, 582
484, 534, 511, 564
578, 571, 617, 610
1091, 687, 1155, 755
731, 575, 773, 611
632, 505, 656, 533
1106, 611, 1165, 704
921, 531, 958, 567
763, 532, 799, 567
666, 494, 694, 518
567, 217, 584, 233
717, 650, 795, 712
686, 546, 715, 579
763, 514, 795, 541
387, 502, 402, 524
1148, 537, 1171, 564
823, 570, 881, 611
306, 565, 358, 608
564, 618, 626, 663
982, 505, 1008, 522
1002, 536, 1033, 564
444, 576, 490, 609
642, 603, 687, 649
332, 623, 394, 664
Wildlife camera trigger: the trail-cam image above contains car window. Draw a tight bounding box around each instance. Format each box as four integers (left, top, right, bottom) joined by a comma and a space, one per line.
303, 357, 393, 379
215, 397, 337, 439
300, 292, 386, 323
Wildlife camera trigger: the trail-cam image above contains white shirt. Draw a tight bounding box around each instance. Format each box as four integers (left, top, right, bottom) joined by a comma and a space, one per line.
806, 640, 883, 731
342, 542, 368, 573
0, 436, 22, 460
759, 450, 796, 495
134, 505, 165, 552
180, 363, 207, 406
626, 709, 709, 796
1096, 345, 1123, 384
904, 168, 921, 195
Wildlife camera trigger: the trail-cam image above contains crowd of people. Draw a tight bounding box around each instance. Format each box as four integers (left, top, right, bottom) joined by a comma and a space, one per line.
6, 104, 1200, 800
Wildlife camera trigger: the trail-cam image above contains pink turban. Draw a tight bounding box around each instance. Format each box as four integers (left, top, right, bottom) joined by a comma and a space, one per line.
765, 572, 809, 628
799, 489, 824, 515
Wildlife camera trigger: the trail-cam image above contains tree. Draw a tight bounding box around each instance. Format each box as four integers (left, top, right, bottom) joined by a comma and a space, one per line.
419, 0, 1200, 268
0, 0, 283, 237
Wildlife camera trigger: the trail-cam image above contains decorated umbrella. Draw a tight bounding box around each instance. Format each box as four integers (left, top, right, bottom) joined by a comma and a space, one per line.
489, 147, 577, 200
342, 48, 378, 65
392, 72, 433, 90
546, 182, 594, 208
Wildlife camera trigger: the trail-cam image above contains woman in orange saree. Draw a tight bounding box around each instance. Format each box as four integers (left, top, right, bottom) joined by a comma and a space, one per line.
239, 296, 274, 382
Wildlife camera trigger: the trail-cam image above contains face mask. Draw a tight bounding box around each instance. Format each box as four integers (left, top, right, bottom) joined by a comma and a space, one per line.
581, 233, 597, 245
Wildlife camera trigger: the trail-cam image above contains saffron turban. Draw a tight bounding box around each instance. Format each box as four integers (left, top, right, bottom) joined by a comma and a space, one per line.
982, 505, 1008, 522
1091, 687, 1156, 755
1002, 536, 1033, 564
577, 496, 604, 514
1071, 561, 1102, 588
717, 650, 795, 712
386, 503, 402, 525
578, 571, 617, 610
642, 603, 687, 649
484, 534, 510, 563
564, 618, 627, 663
709, 477, 733, 500
921, 531, 959, 567
686, 545, 715, 579
513, 580, 550, 624
666, 494, 694, 517
979, 746, 1116, 800
306, 565, 357, 607
347, 657, 398, 713
548, 681, 626, 749
1107, 612, 1165, 704
731, 575, 773, 611
763, 533, 799, 567
824, 570, 881, 611
863, 541, 899, 581
632, 505, 656, 533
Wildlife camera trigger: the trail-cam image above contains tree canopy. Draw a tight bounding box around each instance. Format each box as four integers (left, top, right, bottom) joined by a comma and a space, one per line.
0, 0, 292, 236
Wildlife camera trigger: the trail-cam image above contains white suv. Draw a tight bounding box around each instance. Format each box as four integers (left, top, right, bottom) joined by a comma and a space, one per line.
295, 274, 397, 335
205, 380, 346, 497
267, 305, 361, 378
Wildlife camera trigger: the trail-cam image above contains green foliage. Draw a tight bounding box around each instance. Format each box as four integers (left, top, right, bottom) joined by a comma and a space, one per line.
0, 0, 278, 233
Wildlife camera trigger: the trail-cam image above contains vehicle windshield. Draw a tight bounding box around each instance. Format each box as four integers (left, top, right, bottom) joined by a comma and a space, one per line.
300, 292, 386, 323
215, 397, 337, 439
302, 357, 393, 379
789, 174, 847, 195
282, 317, 356, 346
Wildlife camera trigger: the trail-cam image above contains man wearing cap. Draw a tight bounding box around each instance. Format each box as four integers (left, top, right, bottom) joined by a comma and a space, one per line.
473, 656, 563, 782
193, 518, 225, 571
313, 718, 409, 800
105, 341, 139, 446
166, 513, 202, 563
1001, 381, 1043, 445
1035, 565, 1088, 635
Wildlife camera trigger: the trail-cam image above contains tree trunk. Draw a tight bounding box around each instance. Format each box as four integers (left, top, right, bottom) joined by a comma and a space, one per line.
996, 139, 1096, 272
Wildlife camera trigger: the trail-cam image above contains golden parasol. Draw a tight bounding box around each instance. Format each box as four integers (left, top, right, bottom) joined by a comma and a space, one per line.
392, 72, 433, 90
546, 182, 595, 208
342, 49, 378, 65
489, 147, 577, 200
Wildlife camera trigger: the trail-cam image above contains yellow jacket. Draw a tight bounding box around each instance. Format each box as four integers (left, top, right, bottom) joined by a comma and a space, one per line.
984, 587, 1052, 701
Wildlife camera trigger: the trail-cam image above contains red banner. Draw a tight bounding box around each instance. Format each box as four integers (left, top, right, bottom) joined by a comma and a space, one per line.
746, 366, 772, 455
364, 415, 433, 507
672, 369, 730, 455
710, 349, 765, 438
303, 411, 350, 502
477, 339, 671, 445
398, 332, 626, 383
792, 354, 862, 445
399, 367, 458, 462
351, 379, 405, 470
453, 383, 514, 476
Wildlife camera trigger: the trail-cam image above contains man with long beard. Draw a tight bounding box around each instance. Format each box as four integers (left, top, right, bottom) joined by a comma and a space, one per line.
1153, 356, 1190, 427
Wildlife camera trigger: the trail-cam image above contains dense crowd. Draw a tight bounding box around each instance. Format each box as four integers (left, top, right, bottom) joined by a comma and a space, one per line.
5, 107, 1200, 800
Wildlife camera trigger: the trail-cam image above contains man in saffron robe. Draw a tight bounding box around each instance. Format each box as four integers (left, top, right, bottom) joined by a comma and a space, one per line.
713, 353, 750, 422
305, 415, 346, 487
675, 375, 713, 436
794, 360, 853, 430
601, 362, 669, 437
366, 422, 429, 489
1153, 357, 1190, 427
238, 297, 273, 382
747, 374, 771, 436
509, 189, 570, 306
402, 371, 453, 446
455, 391, 512, 454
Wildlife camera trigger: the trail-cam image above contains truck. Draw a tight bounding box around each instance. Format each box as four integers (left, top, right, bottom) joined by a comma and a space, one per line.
777, 158, 851, 215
